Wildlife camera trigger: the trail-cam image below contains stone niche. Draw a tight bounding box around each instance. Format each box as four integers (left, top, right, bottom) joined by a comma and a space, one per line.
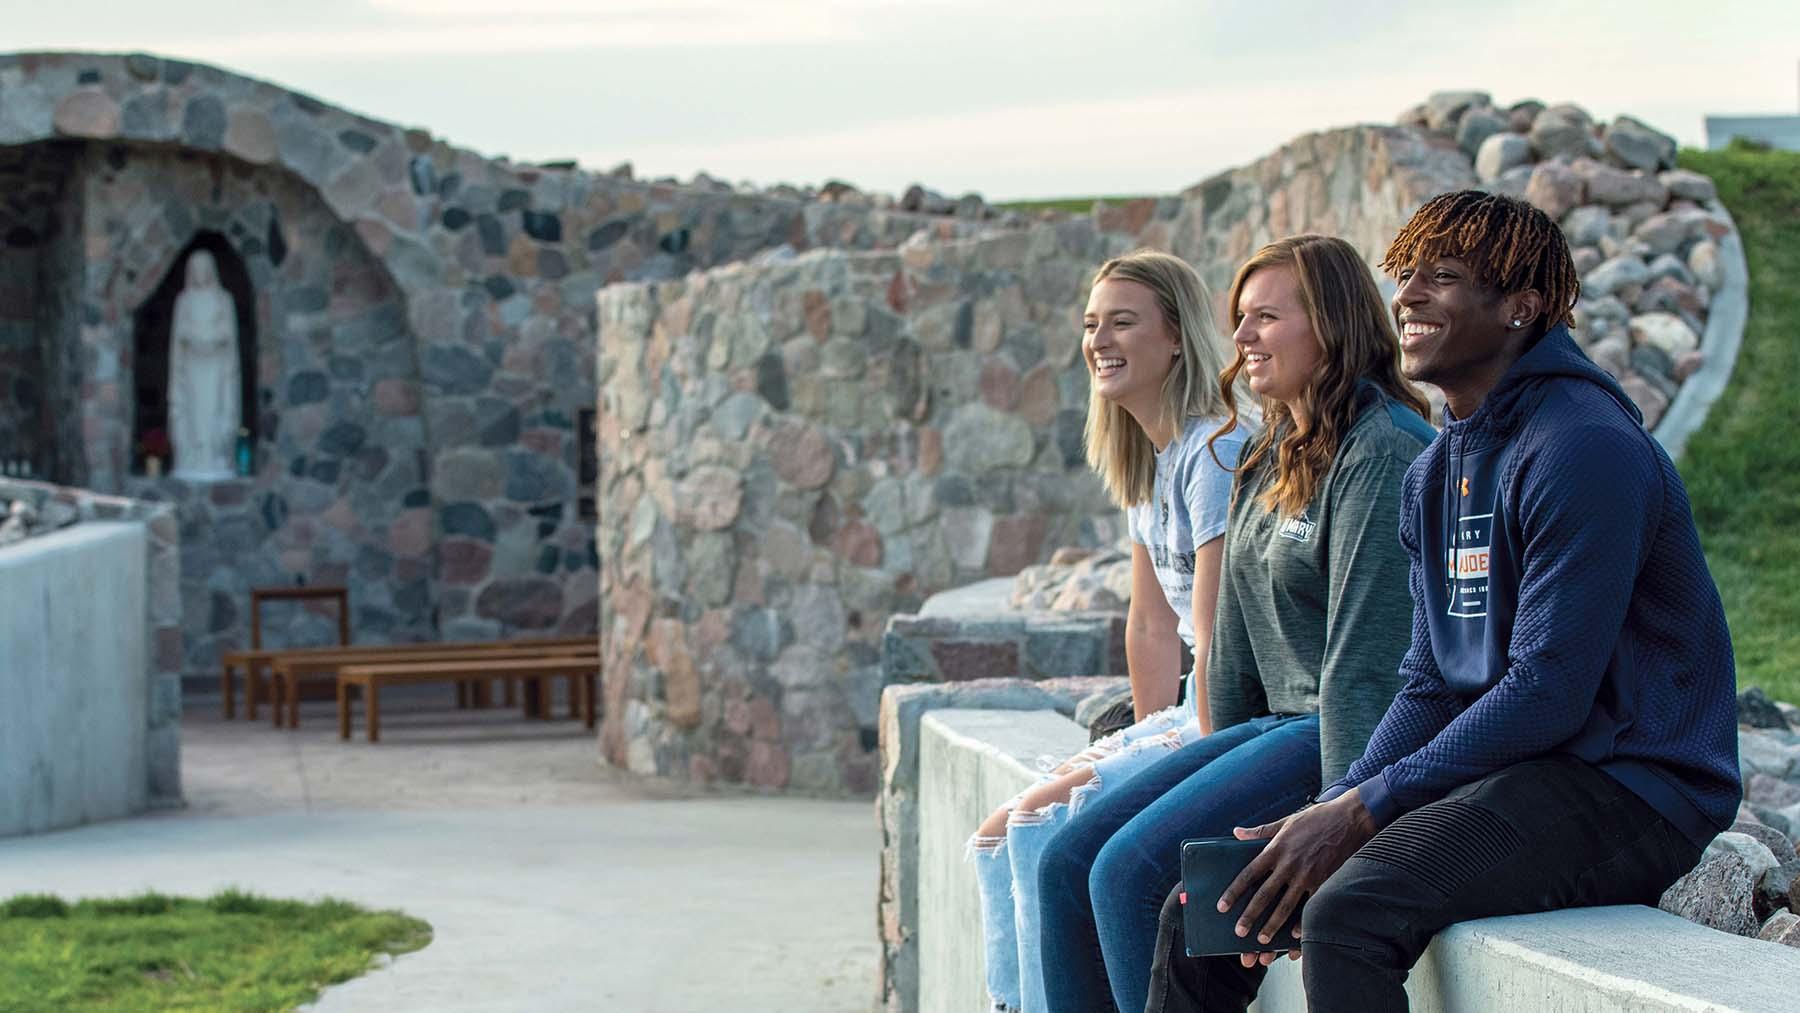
84, 144, 440, 671
130, 232, 259, 477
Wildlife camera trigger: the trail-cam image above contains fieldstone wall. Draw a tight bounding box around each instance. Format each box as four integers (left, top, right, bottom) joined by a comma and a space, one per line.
597, 224, 1135, 792
1164, 123, 1476, 306
1400, 92, 1737, 431
591, 121, 1475, 794
0, 478, 182, 801
596, 99, 1749, 795
0, 50, 991, 683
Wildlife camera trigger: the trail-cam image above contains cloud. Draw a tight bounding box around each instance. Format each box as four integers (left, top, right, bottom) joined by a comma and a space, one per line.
590, 82, 1410, 199
26, 2, 875, 60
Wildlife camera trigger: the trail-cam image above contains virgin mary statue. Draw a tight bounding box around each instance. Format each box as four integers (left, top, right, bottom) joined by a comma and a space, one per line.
167, 250, 241, 480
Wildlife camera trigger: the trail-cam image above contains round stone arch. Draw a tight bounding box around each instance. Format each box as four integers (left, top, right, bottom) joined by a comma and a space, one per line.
71, 137, 442, 669
76, 142, 423, 499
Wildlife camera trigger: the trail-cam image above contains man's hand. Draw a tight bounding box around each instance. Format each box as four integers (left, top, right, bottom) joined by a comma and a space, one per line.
1216, 787, 1380, 965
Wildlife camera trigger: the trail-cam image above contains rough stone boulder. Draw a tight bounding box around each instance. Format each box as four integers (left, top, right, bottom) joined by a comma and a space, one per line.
1475, 132, 1532, 182
1455, 106, 1509, 158
1524, 161, 1586, 219
1738, 687, 1793, 730
1604, 115, 1679, 172
1630, 312, 1701, 359
1424, 90, 1492, 131
1585, 255, 1651, 297
1659, 834, 1774, 937
1010, 545, 1131, 612
1757, 859, 1800, 922
1760, 909, 1800, 947
1529, 103, 1599, 161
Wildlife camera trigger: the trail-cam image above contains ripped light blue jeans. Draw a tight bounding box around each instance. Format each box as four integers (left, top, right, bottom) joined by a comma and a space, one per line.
969, 700, 1204, 1013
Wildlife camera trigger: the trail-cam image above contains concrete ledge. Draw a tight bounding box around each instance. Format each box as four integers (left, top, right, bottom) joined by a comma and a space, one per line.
1653, 201, 1749, 464
918, 709, 1090, 1013
0, 478, 182, 804
874, 677, 1125, 1012
913, 708, 1800, 1013
0, 521, 149, 836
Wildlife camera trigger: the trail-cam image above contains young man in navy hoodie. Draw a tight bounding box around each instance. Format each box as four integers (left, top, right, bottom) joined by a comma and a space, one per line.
1143, 191, 1740, 1012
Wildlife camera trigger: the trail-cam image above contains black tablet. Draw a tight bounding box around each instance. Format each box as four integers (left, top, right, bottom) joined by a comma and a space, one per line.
1178, 837, 1304, 957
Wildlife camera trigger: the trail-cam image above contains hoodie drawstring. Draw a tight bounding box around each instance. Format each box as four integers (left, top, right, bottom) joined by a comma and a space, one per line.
1443, 429, 1461, 603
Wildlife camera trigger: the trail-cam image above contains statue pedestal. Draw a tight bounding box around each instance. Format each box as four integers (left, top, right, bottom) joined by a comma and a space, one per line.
170, 468, 236, 483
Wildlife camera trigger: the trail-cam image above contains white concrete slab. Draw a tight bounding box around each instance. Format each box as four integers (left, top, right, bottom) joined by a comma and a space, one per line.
914, 707, 1800, 1013
916, 709, 1089, 1013
0, 520, 147, 836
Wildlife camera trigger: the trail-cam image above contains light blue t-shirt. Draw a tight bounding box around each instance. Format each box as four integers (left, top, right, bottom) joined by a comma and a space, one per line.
1127, 413, 1247, 707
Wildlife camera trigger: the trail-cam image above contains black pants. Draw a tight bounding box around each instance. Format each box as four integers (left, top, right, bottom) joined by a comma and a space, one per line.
1143, 756, 1703, 1013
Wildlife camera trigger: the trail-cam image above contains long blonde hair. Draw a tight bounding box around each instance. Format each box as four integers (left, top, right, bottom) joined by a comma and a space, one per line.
1083, 250, 1238, 508
1209, 235, 1429, 517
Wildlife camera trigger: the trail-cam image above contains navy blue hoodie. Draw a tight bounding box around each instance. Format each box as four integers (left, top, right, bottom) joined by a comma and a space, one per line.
1323, 325, 1740, 847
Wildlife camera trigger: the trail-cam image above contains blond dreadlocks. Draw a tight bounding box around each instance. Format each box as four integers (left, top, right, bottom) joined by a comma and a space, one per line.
1380, 190, 1581, 331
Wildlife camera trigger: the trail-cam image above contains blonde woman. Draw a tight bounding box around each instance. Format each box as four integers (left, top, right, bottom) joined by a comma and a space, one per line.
970, 250, 1247, 1013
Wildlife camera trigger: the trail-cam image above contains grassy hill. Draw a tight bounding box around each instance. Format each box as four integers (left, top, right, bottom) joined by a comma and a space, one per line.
995, 195, 1159, 215
1675, 144, 1800, 704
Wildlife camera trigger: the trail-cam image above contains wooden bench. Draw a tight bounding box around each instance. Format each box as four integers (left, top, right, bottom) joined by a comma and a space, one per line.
337, 656, 600, 742
271, 640, 596, 729
221, 637, 594, 722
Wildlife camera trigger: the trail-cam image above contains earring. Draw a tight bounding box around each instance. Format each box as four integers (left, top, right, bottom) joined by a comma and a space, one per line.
1511, 319, 1522, 328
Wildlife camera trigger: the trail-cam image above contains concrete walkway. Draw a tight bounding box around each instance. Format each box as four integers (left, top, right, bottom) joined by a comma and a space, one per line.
0, 695, 878, 1012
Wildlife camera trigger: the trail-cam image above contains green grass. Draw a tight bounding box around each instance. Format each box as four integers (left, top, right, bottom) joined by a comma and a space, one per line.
0, 889, 431, 1011
995, 194, 1159, 214
1674, 143, 1800, 704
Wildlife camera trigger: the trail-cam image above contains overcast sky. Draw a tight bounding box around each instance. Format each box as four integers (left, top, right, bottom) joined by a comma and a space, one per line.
7, 1, 1797, 199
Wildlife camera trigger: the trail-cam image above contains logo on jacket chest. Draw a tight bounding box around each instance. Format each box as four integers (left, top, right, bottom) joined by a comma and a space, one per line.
1446, 513, 1492, 618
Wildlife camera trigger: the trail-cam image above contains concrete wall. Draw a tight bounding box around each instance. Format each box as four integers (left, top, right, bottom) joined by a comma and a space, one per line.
875, 678, 1125, 1012
916, 709, 1087, 1013
912, 708, 1800, 1013
0, 521, 149, 836
0, 478, 184, 803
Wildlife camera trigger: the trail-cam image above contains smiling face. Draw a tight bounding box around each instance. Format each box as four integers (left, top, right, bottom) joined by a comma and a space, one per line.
1083, 277, 1181, 420
1231, 265, 1322, 407
1391, 254, 1528, 418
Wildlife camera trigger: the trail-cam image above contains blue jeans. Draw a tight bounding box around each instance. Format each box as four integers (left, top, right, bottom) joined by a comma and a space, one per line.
972, 705, 1202, 1012
1036, 713, 1321, 1013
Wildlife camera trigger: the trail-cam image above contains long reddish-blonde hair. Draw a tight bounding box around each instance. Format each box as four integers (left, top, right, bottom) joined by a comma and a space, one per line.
1209, 235, 1428, 517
